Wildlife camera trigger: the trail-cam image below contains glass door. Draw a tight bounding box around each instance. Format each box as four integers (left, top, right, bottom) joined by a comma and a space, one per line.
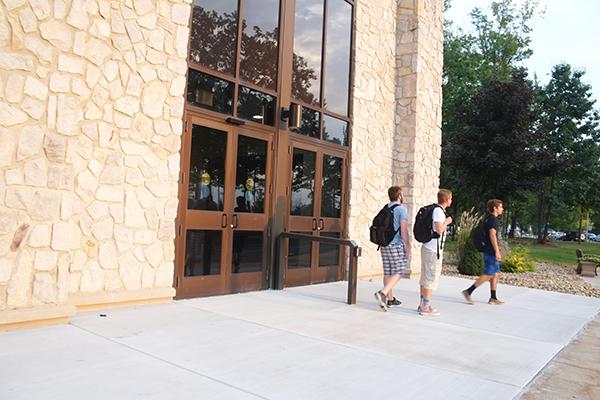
176, 116, 272, 298
285, 141, 346, 287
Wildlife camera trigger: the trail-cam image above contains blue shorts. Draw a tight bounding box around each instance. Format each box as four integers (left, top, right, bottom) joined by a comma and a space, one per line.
483, 253, 500, 275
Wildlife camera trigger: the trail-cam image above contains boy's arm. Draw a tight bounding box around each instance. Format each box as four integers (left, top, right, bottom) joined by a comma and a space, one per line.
489, 227, 502, 260
400, 219, 410, 257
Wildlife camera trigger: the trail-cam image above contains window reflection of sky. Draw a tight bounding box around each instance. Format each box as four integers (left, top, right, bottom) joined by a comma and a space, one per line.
323, 0, 352, 115
293, 0, 324, 103
193, 0, 234, 15
244, 0, 279, 32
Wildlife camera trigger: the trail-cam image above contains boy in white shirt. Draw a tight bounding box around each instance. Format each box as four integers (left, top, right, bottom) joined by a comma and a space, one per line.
418, 189, 453, 316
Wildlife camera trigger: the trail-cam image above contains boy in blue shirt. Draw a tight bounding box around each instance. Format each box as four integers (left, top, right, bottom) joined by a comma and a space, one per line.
374, 186, 410, 311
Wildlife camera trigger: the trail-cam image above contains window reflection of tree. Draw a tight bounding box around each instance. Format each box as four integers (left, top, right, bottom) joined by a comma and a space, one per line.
190, 5, 316, 101
240, 25, 279, 90
189, 7, 238, 74
321, 156, 342, 218
298, 107, 320, 138
291, 151, 315, 216
188, 128, 226, 211
235, 138, 266, 213
292, 54, 318, 104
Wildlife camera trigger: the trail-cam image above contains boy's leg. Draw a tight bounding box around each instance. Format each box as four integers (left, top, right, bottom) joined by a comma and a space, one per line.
419, 247, 441, 315
384, 275, 394, 300
382, 274, 401, 295
489, 272, 504, 304
462, 274, 491, 304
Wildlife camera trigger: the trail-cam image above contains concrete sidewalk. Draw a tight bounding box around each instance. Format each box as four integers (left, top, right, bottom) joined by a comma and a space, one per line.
1, 276, 599, 400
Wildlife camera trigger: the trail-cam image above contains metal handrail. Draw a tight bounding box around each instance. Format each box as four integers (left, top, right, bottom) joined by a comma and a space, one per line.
276, 232, 362, 304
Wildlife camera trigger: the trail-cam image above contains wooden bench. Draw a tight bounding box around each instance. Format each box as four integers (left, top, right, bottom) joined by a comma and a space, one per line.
576, 248, 598, 277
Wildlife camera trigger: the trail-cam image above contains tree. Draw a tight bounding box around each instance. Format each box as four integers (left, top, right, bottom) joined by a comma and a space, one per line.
445, 70, 537, 210
533, 63, 600, 242
442, 0, 542, 216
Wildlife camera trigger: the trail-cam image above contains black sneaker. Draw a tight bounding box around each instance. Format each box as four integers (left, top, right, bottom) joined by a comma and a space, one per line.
387, 297, 402, 307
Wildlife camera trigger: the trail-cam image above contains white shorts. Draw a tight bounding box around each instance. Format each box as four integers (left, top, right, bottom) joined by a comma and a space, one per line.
420, 246, 442, 290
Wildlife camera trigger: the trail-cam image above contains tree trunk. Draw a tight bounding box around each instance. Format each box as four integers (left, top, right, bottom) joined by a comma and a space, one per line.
509, 211, 518, 239
536, 184, 546, 243
541, 176, 555, 244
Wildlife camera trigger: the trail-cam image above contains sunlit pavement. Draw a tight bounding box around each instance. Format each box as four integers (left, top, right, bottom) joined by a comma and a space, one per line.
1, 276, 599, 400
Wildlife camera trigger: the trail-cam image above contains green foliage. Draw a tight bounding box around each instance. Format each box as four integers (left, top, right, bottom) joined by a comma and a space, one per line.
582, 255, 600, 265
442, 0, 543, 213
457, 209, 484, 275
458, 240, 484, 276
500, 245, 536, 273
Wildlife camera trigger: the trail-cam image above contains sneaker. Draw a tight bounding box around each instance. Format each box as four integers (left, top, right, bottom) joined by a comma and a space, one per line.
418, 304, 440, 316
387, 297, 402, 307
488, 298, 505, 305
374, 291, 388, 311
462, 289, 475, 305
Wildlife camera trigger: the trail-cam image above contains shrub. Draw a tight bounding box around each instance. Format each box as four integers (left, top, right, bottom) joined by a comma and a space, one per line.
501, 245, 536, 273
582, 255, 600, 264
458, 239, 484, 275
457, 208, 484, 276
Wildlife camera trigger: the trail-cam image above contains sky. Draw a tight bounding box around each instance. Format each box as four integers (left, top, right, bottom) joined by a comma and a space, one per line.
445, 0, 600, 107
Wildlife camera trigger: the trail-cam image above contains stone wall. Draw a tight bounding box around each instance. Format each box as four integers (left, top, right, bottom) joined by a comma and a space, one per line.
349, 0, 444, 277
0, 0, 190, 315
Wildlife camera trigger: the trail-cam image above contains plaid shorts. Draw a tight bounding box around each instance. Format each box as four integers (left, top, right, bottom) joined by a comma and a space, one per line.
380, 242, 407, 276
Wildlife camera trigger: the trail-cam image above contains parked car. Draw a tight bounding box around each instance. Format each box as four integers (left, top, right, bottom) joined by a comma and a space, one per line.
559, 231, 586, 241
587, 232, 597, 241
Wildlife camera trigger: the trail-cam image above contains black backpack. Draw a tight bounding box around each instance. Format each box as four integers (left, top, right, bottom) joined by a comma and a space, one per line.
369, 204, 400, 248
413, 204, 442, 243
471, 217, 488, 252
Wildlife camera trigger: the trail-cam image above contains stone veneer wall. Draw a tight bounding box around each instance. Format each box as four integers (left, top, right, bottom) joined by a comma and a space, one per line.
0, 0, 190, 317
349, 0, 444, 278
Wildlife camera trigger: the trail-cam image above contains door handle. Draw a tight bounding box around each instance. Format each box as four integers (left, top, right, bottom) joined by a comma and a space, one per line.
312, 218, 318, 231
232, 214, 238, 228
318, 219, 324, 231
221, 213, 227, 228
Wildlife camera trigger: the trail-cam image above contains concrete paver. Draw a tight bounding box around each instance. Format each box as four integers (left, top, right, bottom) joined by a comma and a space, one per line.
1, 276, 599, 400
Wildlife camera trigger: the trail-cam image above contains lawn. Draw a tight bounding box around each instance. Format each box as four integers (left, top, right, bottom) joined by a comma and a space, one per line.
515, 239, 600, 266
442, 238, 600, 266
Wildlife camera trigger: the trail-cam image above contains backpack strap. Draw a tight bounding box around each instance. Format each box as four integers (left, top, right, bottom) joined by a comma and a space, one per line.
389, 203, 401, 236
430, 204, 447, 260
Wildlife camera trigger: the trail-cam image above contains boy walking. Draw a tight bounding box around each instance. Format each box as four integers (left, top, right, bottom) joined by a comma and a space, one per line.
418, 189, 453, 316
462, 199, 505, 305
374, 186, 410, 311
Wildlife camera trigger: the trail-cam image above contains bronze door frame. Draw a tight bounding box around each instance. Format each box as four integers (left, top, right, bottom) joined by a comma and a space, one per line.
174, 113, 274, 299
284, 137, 348, 287
175, 0, 355, 297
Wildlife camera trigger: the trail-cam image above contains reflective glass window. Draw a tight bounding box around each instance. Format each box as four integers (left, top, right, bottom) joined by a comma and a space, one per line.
321, 155, 342, 218
189, 0, 238, 75
232, 231, 263, 273
187, 125, 227, 211
237, 86, 276, 126
322, 115, 348, 146
323, 0, 352, 115
288, 233, 312, 269
291, 148, 315, 216
296, 106, 320, 138
235, 135, 267, 214
292, 0, 324, 106
187, 69, 234, 114
240, 0, 280, 90
319, 232, 340, 267
185, 230, 222, 276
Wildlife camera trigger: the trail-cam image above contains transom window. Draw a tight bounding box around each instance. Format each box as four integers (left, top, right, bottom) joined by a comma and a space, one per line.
186, 0, 353, 139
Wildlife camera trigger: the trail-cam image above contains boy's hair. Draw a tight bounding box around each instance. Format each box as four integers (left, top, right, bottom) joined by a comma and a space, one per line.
388, 186, 403, 202
487, 199, 503, 213
437, 189, 452, 204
